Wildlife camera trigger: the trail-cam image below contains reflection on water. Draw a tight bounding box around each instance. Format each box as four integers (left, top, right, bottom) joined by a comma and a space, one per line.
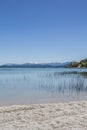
0, 68, 87, 104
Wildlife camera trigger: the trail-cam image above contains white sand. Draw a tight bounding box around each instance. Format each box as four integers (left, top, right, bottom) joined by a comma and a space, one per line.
0, 101, 87, 130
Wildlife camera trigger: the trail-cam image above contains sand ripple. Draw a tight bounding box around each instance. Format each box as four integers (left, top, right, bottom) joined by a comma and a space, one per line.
0, 101, 87, 130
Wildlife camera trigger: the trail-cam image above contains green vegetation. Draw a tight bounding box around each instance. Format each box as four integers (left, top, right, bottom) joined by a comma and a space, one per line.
67, 58, 87, 68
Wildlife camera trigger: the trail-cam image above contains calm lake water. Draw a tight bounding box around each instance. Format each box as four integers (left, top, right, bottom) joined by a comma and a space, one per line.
0, 68, 87, 105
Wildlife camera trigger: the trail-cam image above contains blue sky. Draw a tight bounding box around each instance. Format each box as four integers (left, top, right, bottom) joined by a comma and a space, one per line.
0, 0, 87, 64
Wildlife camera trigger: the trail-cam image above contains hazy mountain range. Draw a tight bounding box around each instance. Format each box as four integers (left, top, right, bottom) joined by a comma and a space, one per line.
0, 62, 71, 68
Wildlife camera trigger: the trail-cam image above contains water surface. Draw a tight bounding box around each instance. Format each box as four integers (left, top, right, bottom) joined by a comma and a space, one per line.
0, 68, 87, 105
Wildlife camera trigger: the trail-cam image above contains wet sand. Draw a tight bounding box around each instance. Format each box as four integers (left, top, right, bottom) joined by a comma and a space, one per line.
0, 101, 87, 130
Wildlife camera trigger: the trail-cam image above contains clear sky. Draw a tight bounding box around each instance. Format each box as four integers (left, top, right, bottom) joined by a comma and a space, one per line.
0, 0, 87, 64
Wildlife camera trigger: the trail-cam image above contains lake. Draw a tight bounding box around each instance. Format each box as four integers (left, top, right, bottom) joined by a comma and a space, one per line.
0, 68, 87, 105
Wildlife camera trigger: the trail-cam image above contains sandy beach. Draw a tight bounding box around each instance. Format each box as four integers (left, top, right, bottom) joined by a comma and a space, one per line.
0, 101, 87, 130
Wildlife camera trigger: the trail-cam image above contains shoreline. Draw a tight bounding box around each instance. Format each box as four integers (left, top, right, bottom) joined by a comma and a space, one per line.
0, 101, 87, 130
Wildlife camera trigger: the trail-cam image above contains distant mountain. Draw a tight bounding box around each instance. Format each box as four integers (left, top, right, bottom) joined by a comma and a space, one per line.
67, 58, 87, 68
1, 59, 87, 68
0, 62, 71, 68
